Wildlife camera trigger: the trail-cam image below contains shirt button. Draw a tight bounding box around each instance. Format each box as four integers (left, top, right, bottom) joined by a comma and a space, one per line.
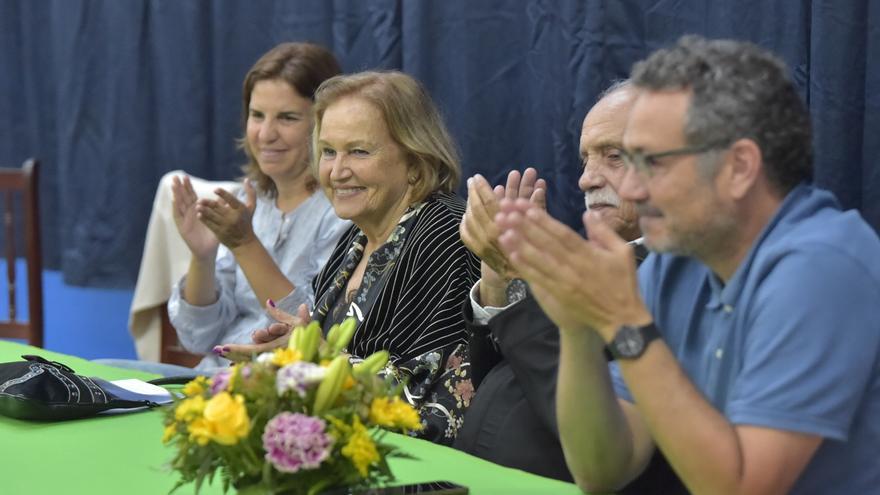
715, 348, 724, 359
723, 304, 733, 313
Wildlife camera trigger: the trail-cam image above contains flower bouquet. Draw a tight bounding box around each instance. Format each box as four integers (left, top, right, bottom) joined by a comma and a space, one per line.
162, 318, 422, 495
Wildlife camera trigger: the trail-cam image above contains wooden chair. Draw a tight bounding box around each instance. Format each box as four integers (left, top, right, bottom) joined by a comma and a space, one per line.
160, 304, 203, 367
0, 159, 44, 347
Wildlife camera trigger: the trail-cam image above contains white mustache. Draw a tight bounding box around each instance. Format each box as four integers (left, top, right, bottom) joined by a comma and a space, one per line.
584, 187, 621, 210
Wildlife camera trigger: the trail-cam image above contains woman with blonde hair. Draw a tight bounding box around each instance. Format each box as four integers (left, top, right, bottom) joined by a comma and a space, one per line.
222, 71, 479, 444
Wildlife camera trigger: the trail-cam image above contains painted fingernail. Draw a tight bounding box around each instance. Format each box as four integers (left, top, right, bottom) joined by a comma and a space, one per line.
467, 177, 473, 187
212, 346, 224, 355
267, 298, 276, 308
222, 346, 231, 353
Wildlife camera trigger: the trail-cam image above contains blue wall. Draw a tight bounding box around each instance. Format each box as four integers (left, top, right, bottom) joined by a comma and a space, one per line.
0, 261, 136, 359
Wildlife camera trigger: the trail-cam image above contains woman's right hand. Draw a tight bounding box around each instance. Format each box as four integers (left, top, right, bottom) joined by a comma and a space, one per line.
171, 175, 220, 261
252, 303, 311, 343
218, 303, 311, 361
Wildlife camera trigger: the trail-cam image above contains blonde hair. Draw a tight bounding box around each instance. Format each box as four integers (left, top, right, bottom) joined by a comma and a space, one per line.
311, 71, 460, 202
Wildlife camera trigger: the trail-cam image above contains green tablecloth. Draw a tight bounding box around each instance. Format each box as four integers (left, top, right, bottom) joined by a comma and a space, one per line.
0, 341, 584, 494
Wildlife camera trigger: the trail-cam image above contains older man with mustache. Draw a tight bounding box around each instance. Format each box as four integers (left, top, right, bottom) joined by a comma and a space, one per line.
578, 82, 641, 246
454, 81, 684, 493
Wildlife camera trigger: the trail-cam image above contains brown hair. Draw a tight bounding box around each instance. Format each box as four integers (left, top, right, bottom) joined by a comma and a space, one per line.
239, 42, 342, 196
311, 71, 460, 203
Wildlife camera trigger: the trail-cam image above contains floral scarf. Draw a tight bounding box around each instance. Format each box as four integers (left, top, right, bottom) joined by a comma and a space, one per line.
312, 201, 426, 334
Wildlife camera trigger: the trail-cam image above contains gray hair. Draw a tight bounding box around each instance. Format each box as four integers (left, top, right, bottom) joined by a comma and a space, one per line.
596, 79, 633, 103
630, 35, 812, 193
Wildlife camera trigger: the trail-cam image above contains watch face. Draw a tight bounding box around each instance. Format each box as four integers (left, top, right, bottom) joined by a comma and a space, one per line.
617, 327, 645, 358
506, 279, 528, 305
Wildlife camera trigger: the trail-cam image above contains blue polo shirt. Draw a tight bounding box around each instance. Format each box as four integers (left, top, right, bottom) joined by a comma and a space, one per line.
611, 184, 880, 494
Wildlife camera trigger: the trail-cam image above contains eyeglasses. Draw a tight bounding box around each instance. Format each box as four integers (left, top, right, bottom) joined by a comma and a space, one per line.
620, 144, 720, 177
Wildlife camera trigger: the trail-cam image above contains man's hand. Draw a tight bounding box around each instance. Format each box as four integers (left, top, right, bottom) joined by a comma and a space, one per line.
496, 200, 650, 336
196, 180, 258, 250
460, 168, 546, 282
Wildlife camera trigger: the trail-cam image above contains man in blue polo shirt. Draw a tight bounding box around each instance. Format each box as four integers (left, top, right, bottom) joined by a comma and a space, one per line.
493, 36, 880, 494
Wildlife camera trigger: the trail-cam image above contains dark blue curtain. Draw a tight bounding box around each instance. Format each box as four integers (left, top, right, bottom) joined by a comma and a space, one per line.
1, 0, 877, 288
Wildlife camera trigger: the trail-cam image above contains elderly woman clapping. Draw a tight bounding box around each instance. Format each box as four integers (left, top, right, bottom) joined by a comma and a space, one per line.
220, 71, 480, 444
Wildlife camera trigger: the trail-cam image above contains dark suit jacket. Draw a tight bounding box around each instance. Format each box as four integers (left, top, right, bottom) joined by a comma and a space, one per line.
455, 246, 687, 493
455, 295, 572, 481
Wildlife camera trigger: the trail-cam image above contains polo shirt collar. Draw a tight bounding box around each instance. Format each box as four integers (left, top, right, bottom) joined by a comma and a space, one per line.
705, 183, 812, 313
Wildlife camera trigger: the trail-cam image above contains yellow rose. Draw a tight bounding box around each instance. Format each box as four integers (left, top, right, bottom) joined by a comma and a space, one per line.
174, 395, 206, 423
202, 392, 251, 445
181, 376, 208, 397
369, 396, 423, 431
187, 417, 212, 446
341, 417, 379, 477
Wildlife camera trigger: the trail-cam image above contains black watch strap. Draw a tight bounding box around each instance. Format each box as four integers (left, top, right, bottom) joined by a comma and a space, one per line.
604, 322, 661, 361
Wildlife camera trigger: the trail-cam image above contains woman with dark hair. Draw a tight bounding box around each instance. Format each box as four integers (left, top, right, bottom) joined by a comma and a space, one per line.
221, 71, 480, 444
138, 42, 348, 376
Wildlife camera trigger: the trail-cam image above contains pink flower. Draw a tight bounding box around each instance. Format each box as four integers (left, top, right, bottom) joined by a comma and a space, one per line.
262, 413, 333, 473
210, 369, 232, 395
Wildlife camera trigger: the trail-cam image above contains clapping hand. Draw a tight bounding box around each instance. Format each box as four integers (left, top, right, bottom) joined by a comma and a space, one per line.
195, 179, 258, 250
172, 175, 220, 261
496, 202, 650, 337
459, 168, 546, 280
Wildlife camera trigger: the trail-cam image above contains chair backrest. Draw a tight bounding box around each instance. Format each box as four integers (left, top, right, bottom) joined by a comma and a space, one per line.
160, 304, 203, 367
0, 159, 43, 347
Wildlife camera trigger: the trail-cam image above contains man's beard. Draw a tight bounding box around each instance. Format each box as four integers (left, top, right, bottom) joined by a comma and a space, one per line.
644, 206, 739, 263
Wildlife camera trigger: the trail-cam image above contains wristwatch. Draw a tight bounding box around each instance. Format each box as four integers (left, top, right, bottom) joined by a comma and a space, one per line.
604, 322, 661, 361
505, 278, 529, 305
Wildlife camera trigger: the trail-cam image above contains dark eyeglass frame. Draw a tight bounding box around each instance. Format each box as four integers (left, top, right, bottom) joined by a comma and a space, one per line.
620, 144, 721, 177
